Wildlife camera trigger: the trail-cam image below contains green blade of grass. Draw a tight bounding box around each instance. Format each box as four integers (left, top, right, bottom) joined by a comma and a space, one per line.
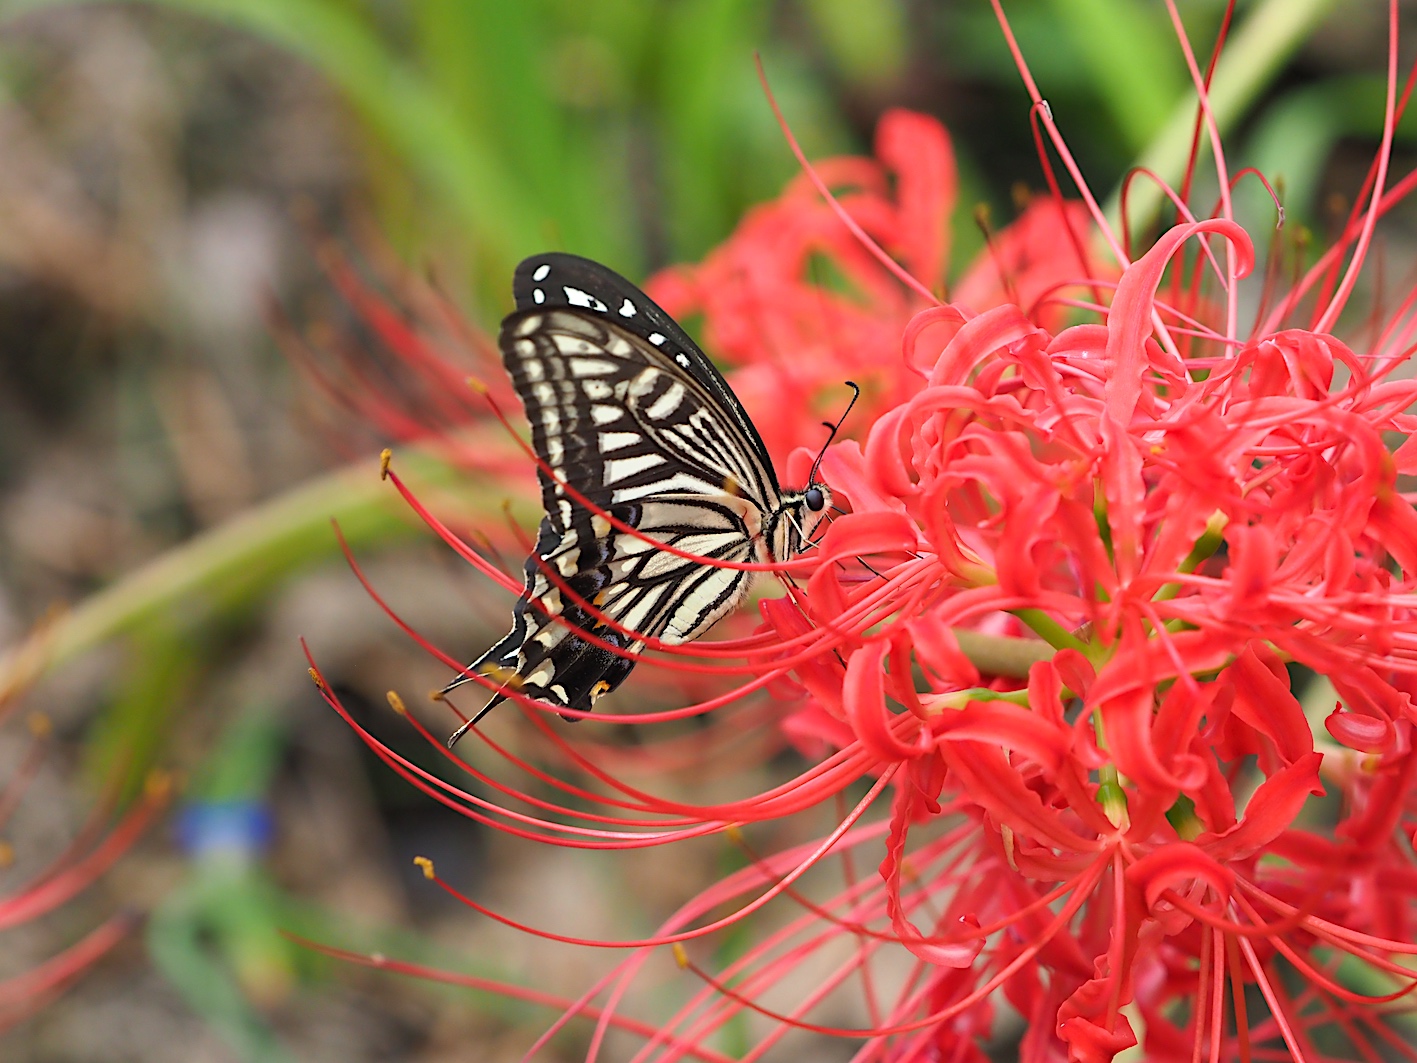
0, 450, 524, 703
1103, 0, 1341, 239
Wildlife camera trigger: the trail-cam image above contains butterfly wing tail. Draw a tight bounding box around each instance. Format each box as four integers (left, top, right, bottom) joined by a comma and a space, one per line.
446, 692, 505, 749
441, 621, 527, 744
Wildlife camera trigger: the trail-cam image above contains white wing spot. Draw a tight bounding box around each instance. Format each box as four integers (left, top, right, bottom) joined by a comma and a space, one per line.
598, 431, 641, 452
646, 381, 686, 421
532, 263, 551, 282
568, 358, 618, 377
648, 332, 665, 346
618, 585, 669, 635
564, 286, 609, 312
590, 404, 621, 425
619, 298, 636, 317
533, 288, 545, 304
605, 452, 667, 483
675, 352, 691, 367
584, 380, 614, 400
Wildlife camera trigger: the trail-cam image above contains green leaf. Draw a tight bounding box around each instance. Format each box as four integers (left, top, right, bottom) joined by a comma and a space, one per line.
1105, 0, 1343, 241
1046, 0, 1186, 153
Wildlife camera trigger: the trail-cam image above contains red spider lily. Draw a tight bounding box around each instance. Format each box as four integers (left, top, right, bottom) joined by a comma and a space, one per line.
645, 108, 1102, 468
0, 707, 171, 1032
307, 2, 1417, 1060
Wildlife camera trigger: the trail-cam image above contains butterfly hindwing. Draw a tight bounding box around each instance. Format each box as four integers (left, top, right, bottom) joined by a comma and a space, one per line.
451, 255, 784, 720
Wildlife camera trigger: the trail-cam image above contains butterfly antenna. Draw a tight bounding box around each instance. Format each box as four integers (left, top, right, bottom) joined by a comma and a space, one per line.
809, 381, 861, 483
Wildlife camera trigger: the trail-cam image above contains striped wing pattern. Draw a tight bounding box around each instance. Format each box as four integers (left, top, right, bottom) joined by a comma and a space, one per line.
449, 254, 785, 722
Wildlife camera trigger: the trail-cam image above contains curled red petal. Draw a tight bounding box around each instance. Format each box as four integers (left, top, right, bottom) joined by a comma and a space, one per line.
843, 640, 922, 762
1325, 705, 1395, 754
1125, 841, 1236, 911
928, 304, 1043, 386
936, 701, 1066, 774
1103, 218, 1253, 423
1202, 751, 1323, 862
818, 510, 920, 562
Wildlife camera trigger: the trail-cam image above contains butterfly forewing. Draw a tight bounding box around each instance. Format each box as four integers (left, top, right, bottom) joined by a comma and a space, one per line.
449, 255, 786, 723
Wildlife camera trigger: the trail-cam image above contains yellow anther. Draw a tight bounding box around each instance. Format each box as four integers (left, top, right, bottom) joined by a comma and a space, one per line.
26, 712, 51, 739
144, 770, 173, 800
0, 840, 13, 868
414, 856, 435, 880
724, 825, 744, 845
386, 691, 408, 715
428, 689, 446, 702
308, 668, 326, 691
466, 376, 489, 395
671, 943, 690, 970
478, 663, 524, 691
379, 448, 393, 480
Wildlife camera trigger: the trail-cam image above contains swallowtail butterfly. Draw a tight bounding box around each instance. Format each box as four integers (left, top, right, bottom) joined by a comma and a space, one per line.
446, 254, 835, 745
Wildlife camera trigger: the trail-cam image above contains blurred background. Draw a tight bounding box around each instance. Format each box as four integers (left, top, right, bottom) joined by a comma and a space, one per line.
0, 0, 1410, 1060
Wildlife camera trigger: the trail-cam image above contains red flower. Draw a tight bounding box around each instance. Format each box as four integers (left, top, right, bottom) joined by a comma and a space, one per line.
311, 3, 1417, 1059
0, 707, 169, 1031
646, 108, 1104, 467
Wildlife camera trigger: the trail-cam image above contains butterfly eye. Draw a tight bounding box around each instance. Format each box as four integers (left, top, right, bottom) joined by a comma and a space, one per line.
804, 487, 825, 512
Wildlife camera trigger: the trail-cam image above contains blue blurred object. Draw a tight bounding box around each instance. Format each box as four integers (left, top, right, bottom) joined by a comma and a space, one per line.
175, 800, 274, 862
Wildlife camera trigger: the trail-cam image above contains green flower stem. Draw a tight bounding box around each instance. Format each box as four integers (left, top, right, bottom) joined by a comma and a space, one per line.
1010, 608, 1089, 655
951, 628, 1055, 680
0, 450, 513, 701
1103, 0, 1340, 239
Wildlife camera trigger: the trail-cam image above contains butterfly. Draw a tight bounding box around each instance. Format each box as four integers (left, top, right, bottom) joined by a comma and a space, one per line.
445, 253, 842, 746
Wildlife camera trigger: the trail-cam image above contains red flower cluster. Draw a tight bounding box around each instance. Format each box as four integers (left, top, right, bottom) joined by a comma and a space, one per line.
0, 696, 169, 1031
645, 108, 1098, 467
313, 3, 1417, 1060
